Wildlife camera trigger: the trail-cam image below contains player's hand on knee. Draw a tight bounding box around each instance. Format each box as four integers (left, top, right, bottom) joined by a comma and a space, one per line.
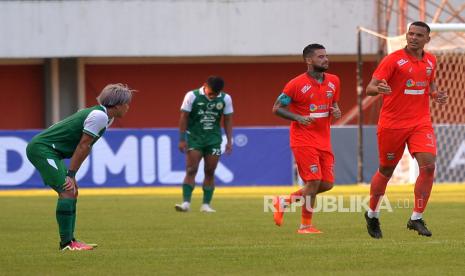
63, 176, 76, 192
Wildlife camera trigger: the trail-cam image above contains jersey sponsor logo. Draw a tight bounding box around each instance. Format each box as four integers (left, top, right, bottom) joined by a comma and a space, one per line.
406, 79, 415, 87
215, 102, 224, 110
328, 82, 335, 91
415, 81, 427, 87
301, 84, 312, 94
404, 89, 425, 95
326, 91, 333, 98
197, 102, 205, 106
309, 112, 329, 118
310, 164, 318, 173
309, 104, 318, 112
397, 58, 409, 67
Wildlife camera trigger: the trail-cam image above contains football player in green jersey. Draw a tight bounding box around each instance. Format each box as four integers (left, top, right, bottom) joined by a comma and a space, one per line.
175, 76, 233, 212
26, 83, 134, 251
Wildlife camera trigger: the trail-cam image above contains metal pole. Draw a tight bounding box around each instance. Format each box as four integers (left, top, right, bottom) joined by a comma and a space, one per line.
356, 27, 364, 184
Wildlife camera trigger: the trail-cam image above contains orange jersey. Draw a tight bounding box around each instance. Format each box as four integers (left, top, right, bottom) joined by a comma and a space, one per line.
283, 72, 340, 150
373, 48, 436, 129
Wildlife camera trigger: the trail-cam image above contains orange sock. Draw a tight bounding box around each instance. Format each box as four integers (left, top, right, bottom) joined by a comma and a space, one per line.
414, 164, 435, 213
301, 203, 313, 226
369, 171, 390, 211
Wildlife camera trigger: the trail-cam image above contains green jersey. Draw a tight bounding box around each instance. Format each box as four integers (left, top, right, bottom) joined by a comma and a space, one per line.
31, 105, 112, 158
181, 87, 234, 146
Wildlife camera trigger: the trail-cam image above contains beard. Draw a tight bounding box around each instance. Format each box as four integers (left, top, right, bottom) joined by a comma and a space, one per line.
313, 64, 328, 72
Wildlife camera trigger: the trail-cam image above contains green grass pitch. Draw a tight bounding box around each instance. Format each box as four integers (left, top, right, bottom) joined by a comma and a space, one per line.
1, 185, 464, 275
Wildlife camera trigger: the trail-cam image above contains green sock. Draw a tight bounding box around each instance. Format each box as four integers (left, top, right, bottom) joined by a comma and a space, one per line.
202, 185, 215, 204
70, 199, 77, 240
56, 198, 75, 246
182, 184, 194, 202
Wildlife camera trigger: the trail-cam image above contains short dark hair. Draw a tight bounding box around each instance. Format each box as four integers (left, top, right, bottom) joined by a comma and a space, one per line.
410, 21, 431, 33
303, 43, 326, 59
206, 76, 225, 93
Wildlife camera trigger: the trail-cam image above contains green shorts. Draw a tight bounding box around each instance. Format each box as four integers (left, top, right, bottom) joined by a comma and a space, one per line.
26, 142, 66, 193
187, 143, 222, 156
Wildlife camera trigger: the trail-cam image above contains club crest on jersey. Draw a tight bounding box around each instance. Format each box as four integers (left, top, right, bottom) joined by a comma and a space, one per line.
397, 58, 409, 67
387, 153, 395, 160
207, 102, 216, 110
309, 104, 318, 112
426, 67, 432, 76
310, 164, 318, 173
215, 102, 224, 110
301, 84, 312, 94
326, 90, 333, 98
406, 79, 415, 87
328, 82, 335, 91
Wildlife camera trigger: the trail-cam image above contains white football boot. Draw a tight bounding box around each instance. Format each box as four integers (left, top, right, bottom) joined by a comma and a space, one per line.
175, 202, 191, 212
200, 204, 216, 212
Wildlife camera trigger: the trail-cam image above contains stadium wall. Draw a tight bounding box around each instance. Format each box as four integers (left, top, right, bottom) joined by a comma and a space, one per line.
0, 59, 378, 129
0, 0, 378, 58
0, 63, 44, 129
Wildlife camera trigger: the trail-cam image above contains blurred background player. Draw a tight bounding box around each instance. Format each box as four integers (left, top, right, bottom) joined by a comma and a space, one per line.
272, 44, 342, 234
175, 76, 233, 213
364, 21, 448, 239
26, 83, 134, 250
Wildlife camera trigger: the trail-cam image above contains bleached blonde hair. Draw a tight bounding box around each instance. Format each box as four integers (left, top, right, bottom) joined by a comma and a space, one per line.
97, 83, 135, 107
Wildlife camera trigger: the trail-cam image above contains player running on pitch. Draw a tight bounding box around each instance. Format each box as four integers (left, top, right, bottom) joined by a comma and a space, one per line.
272, 43, 342, 234
364, 21, 448, 239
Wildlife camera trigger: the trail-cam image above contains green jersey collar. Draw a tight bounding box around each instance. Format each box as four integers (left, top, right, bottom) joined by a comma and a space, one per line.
99, 105, 108, 114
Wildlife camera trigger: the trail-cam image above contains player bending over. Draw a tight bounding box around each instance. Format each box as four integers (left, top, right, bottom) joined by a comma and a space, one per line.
26, 84, 134, 250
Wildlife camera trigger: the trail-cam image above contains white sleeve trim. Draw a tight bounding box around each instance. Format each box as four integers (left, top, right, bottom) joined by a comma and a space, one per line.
180, 91, 196, 112
223, 94, 234, 114
83, 110, 109, 137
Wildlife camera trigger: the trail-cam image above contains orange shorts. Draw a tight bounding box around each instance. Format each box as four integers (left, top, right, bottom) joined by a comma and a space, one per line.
377, 124, 436, 166
291, 147, 334, 183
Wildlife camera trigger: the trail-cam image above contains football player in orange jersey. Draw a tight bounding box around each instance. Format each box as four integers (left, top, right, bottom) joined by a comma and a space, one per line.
272, 44, 341, 234
364, 21, 448, 238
